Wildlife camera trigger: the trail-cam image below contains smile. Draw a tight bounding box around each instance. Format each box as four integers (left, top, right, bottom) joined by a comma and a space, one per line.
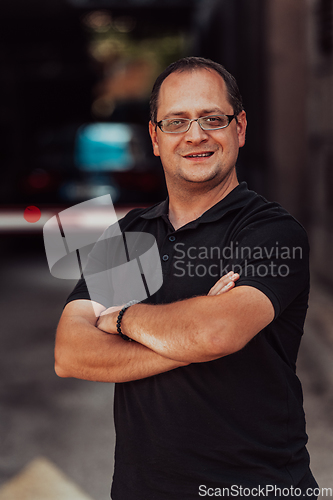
184, 152, 214, 158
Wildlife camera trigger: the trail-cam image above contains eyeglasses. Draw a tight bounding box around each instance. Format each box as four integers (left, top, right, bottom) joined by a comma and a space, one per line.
156, 114, 236, 134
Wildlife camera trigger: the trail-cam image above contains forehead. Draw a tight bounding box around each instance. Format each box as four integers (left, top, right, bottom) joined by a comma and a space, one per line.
157, 68, 231, 119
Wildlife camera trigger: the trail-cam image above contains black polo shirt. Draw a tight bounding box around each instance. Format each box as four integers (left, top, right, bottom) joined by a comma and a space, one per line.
66, 182, 318, 499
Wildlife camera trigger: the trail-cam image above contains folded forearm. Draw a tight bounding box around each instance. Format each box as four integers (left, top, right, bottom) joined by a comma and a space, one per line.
96, 280, 273, 364
120, 296, 225, 363
55, 315, 187, 383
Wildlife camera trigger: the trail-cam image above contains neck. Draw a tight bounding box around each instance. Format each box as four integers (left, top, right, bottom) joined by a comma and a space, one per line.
167, 173, 239, 230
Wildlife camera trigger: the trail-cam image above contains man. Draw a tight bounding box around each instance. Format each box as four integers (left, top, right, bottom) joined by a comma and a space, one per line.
55, 57, 318, 499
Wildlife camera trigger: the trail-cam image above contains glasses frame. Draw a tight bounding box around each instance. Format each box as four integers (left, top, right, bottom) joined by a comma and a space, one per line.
156, 114, 236, 134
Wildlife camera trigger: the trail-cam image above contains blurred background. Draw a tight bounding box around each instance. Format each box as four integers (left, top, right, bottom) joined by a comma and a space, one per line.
0, 0, 333, 498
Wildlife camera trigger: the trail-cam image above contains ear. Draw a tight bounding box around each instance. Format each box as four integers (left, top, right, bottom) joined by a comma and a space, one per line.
149, 121, 160, 157
236, 111, 247, 148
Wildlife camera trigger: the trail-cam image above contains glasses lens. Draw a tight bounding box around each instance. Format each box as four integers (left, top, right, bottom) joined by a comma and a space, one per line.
161, 119, 189, 133
200, 115, 229, 130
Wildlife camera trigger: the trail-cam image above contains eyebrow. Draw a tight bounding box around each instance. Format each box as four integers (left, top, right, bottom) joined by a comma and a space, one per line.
161, 108, 225, 120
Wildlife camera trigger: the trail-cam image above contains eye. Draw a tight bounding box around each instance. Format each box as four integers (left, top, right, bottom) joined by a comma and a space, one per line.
205, 116, 223, 124
168, 119, 187, 126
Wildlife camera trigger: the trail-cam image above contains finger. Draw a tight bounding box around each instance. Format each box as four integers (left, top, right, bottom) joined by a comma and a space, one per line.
208, 273, 239, 296
208, 272, 238, 295
210, 279, 235, 296
208, 271, 234, 294
216, 280, 236, 295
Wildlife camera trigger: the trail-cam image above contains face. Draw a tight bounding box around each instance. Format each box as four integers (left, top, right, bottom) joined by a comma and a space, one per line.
149, 68, 247, 192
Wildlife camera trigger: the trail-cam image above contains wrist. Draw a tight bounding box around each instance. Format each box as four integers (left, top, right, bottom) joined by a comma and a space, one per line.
116, 300, 139, 341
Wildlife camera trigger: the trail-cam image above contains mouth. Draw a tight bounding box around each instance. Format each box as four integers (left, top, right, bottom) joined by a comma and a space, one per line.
183, 152, 214, 159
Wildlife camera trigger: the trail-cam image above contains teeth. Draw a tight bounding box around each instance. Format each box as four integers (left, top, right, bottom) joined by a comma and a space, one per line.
187, 153, 212, 158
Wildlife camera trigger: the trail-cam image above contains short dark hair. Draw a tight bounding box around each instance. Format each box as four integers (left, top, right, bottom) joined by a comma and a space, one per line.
149, 56, 244, 123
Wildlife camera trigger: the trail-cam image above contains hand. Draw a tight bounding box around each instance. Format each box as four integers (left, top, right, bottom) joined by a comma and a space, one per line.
96, 305, 123, 334
207, 271, 239, 296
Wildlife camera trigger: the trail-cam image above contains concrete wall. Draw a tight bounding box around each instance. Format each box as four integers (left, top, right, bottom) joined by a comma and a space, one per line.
266, 0, 333, 284
266, 0, 308, 221
306, 0, 333, 283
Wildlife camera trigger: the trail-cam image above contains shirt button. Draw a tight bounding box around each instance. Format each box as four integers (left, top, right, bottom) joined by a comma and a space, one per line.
162, 254, 169, 262
169, 235, 176, 242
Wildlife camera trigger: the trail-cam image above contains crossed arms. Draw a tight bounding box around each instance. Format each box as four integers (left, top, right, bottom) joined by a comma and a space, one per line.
55, 272, 274, 383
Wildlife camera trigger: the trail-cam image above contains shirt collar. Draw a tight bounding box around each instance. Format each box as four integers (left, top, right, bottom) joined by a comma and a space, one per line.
140, 198, 169, 219
140, 182, 254, 224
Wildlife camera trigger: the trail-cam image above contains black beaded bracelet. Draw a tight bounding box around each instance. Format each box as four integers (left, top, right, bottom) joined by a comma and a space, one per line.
116, 300, 139, 341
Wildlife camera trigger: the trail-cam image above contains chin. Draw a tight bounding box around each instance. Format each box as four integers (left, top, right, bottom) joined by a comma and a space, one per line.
186, 176, 217, 184
181, 169, 223, 185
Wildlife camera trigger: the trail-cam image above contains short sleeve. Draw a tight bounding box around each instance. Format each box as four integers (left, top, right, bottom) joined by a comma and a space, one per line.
64, 209, 158, 309
65, 276, 91, 306
65, 223, 119, 309
227, 214, 310, 318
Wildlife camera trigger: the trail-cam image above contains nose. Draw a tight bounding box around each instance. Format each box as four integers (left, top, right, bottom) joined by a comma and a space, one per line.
184, 120, 209, 143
